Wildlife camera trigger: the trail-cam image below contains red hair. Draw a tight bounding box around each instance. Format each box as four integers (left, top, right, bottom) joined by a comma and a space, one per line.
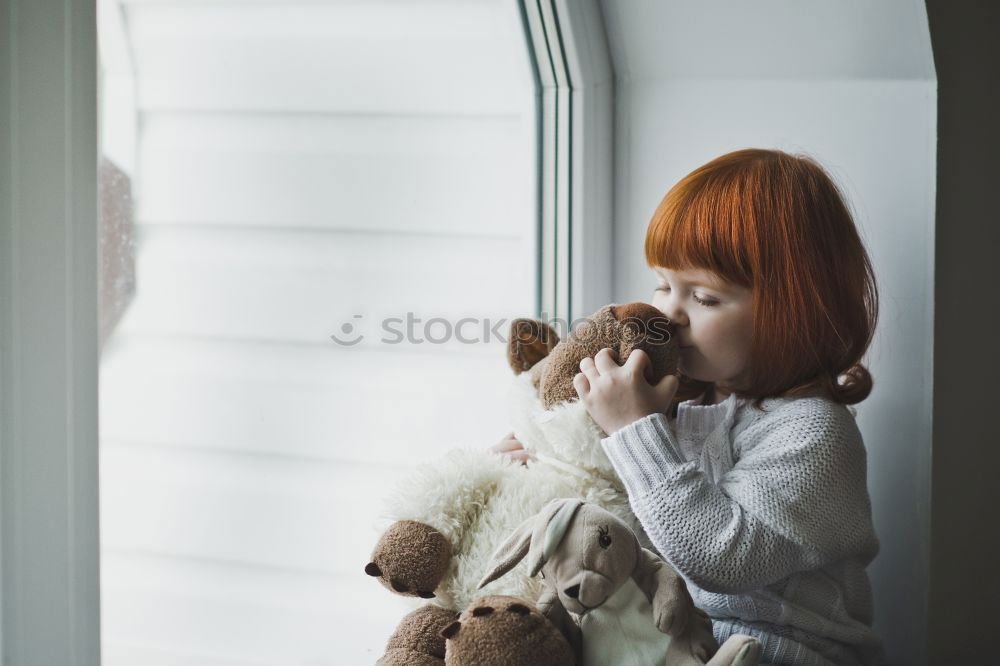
645, 148, 879, 411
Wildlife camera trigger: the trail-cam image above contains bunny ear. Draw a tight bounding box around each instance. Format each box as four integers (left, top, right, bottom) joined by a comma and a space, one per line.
477, 514, 534, 590
478, 498, 587, 589
527, 498, 584, 577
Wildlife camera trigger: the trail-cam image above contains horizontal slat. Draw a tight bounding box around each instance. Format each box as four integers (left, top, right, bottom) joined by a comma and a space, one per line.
135, 113, 535, 235
101, 551, 415, 665
139, 111, 526, 154
125, 1, 533, 114
100, 443, 422, 573
102, 1, 538, 663
99, 335, 517, 465
114, 225, 534, 343
103, 643, 278, 666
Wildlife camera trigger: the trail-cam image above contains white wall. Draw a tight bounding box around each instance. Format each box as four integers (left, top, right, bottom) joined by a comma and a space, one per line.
598, 2, 935, 664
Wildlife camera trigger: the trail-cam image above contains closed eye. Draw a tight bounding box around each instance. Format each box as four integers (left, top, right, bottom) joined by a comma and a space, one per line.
693, 294, 718, 307
656, 285, 718, 308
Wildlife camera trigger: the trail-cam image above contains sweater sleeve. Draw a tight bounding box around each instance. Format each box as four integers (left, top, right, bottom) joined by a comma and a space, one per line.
599, 403, 879, 595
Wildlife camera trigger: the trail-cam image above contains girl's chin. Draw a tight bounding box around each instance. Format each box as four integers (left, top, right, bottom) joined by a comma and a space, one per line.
678, 358, 712, 384
678, 364, 703, 383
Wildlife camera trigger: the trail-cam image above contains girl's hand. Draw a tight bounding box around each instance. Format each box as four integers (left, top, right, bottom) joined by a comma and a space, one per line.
574, 348, 679, 436
489, 431, 530, 465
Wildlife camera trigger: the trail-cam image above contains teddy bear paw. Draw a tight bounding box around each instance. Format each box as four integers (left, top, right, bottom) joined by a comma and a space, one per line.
365, 520, 453, 598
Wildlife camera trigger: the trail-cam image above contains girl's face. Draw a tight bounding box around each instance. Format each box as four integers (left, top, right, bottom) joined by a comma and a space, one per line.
650, 267, 754, 394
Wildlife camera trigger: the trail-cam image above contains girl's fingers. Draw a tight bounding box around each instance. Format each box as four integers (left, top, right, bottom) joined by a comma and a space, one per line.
593, 348, 619, 373
490, 433, 530, 466
491, 432, 525, 454
493, 438, 523, 453
579, 356, 600, 381
573, 371, 590, 397
508, 449, 531, 465
653, 374, 680, 407
624, 348, 654, 382
494, 445, 531, 466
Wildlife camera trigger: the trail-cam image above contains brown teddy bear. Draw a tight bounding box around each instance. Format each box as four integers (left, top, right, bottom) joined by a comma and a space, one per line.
377, 604, 459, 665
375, 595, 573, 666
439, 595, 575, 666
367, 303, 678, 662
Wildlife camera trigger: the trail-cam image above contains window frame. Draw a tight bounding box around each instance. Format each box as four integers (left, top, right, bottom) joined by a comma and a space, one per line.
521, 0, 613, 325
0, 1, 613, 662
0, 0, 102, 662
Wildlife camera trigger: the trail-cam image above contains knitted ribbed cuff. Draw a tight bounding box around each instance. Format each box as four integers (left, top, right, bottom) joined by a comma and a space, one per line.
600, 412, 691, 498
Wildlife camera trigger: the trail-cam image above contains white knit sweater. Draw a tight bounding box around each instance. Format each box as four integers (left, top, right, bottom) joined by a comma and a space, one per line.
599, 391, 885, 666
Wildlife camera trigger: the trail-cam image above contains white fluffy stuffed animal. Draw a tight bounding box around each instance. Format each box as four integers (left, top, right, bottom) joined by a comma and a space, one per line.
367, 303, 680, 665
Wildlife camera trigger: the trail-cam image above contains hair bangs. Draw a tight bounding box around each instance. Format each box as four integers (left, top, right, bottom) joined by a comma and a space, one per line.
644, 164, 755, 290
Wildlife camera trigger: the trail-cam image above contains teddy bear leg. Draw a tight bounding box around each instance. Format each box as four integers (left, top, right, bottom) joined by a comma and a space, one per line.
376, 603, 458, 666
441, 595, 575, 666
366, 519, 453, 599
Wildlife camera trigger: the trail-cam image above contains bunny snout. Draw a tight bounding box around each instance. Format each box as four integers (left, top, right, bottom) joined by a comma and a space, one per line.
559, 570, 614, 614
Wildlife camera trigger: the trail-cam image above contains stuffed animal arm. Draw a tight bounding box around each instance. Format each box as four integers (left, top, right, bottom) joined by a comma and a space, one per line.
634, 545, 694, 636
534, 581, 583, 656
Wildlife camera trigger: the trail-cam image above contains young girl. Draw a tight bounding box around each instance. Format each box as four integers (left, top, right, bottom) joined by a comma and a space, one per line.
496, 148, 884, 665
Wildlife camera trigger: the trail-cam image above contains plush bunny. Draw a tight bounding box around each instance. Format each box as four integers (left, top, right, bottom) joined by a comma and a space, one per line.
366, 303, 679, 662
477, 498, 762, 666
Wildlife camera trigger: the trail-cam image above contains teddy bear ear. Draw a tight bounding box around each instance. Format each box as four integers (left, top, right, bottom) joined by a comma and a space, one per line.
507, 318, 560, 375
440, 621, 462, 640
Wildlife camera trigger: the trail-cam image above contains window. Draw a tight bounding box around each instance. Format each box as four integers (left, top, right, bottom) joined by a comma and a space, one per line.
98, 1, 537, 662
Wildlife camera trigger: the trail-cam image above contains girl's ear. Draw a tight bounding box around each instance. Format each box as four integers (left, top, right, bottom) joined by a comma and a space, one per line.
477, 516, 534, 589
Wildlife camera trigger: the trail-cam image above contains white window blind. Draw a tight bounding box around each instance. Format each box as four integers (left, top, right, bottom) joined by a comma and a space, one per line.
98, 1, 537, 663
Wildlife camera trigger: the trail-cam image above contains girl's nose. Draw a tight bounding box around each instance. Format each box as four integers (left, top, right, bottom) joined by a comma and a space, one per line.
656, 296, 688, 327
